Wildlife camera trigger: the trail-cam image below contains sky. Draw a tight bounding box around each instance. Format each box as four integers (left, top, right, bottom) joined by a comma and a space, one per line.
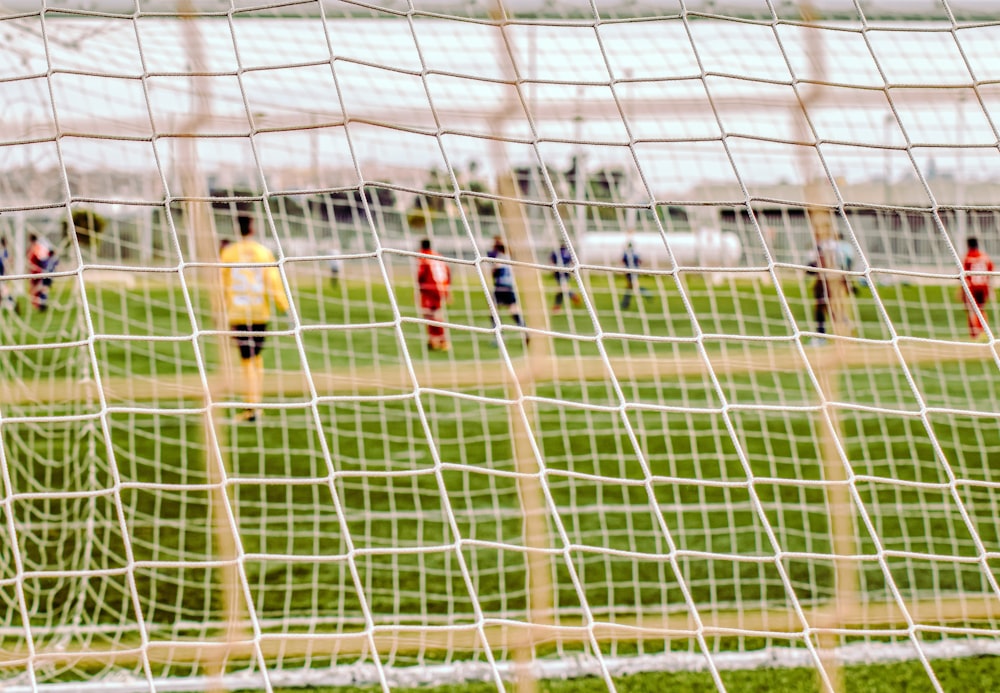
0, 4, 998, 205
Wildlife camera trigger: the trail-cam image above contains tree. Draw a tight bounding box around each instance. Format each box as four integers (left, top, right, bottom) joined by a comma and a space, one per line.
585, 167, 628, 221
65, 208, 107, 257
408, 169, 451, 229
464, 178, 496, 219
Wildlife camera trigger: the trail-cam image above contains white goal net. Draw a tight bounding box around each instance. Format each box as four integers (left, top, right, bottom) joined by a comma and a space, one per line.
1, 1, 1000, 691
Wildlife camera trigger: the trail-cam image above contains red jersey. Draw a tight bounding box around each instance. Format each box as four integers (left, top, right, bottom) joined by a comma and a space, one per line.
417, 250, 450, 302
27, 239, 54, 274
964, 248, 994, 292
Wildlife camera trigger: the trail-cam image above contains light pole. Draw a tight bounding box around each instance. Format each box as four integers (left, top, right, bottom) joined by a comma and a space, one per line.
574, 86, 587, 241
956, 93, 967, 252
883, 113, 893, 206
883, 113, 894, 257
311, 110, 320, 183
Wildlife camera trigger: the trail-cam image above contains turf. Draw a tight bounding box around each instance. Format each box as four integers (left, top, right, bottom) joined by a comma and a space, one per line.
1, 271, 998, 691
276, 654, 1000, 692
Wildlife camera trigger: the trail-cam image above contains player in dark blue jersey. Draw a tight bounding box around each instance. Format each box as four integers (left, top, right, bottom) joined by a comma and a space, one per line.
550, 242, 582, 312
487, 237, 527, 346
620, 240, 652, 309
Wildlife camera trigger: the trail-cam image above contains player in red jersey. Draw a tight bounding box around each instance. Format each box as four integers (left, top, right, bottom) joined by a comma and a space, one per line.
417, 238, 452, 351
961, 237, 994, 341
26, 234, 58, 312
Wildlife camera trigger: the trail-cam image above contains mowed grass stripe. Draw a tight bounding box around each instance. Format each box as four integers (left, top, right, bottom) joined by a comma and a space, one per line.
3, 339, 997, 406
2, 276, 1000, 689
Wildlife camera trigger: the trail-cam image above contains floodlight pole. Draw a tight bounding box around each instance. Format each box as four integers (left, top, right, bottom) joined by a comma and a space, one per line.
883, 114, 893, 206
956, 92, 967, 249
574, 87, 587, 243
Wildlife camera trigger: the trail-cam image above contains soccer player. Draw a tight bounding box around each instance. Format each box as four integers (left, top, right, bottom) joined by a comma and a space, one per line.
550, 241, 582, 312
220, 215, 289, 422
834, 231, 858, 294
806, 242, 835, 345
0, 236, 17, 314
961, 236, 994, 341
328, 247, 341, 290
486, 237, 527, 346
834, 232, 855, 273
417, 237, 451, 351
26, 233, 57, 312
620, 239, 651, 309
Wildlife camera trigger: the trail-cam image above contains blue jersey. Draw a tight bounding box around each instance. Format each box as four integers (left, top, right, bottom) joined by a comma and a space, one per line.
551, 245, 573, 281
489, 249, 514, 290
493, 263, 514, 290
622, 246, 641, 271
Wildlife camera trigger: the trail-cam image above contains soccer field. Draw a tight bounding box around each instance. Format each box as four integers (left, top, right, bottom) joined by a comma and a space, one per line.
8, 0, 1000, 687
3, 272, 1000, 690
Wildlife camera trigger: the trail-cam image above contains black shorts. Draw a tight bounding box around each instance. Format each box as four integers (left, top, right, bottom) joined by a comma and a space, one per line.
969, 286, 989, 308
494, 288, 518, 306
233, 323, 267, 360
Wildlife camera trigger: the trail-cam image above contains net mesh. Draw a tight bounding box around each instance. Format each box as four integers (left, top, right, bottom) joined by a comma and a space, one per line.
1, 1, 1000, 691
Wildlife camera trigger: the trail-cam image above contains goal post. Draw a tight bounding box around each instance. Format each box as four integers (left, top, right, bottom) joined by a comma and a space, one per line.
2, 2, 1000, 692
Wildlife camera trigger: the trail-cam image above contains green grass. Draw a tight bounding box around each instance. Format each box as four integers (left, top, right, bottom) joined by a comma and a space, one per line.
4, 271, 992, 380
281, 654, 1000, 692
1, 272, 999, 691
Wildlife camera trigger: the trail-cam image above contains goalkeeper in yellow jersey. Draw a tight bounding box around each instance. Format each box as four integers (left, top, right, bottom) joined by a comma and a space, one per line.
220, 215, 289, 422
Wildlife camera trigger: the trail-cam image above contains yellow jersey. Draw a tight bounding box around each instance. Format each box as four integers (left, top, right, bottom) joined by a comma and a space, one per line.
220, 239, 289, 325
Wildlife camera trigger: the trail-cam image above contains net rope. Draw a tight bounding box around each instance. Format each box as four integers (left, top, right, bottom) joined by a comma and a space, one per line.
1, 2, 1000, 691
